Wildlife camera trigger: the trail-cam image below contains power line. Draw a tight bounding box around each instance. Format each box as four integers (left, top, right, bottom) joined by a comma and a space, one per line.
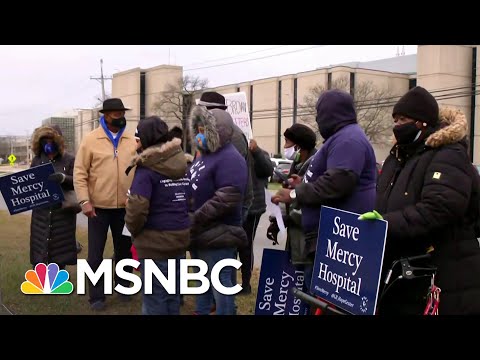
183, 45, 291, 67
184, 45, 327, 71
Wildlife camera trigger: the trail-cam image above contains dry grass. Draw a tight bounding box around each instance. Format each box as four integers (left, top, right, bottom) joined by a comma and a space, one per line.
0, 210, 258, 315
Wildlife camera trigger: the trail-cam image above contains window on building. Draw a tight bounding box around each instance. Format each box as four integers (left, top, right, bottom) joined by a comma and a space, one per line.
327, 73, 332, 89
350, 72, 355, 98
409, 78, 417, 89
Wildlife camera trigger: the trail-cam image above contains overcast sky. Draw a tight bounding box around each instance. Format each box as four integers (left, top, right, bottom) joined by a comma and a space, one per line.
0, 45, 417, 135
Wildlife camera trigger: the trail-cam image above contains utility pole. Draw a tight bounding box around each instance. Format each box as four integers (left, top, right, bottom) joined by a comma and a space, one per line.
90, 59, 113, 102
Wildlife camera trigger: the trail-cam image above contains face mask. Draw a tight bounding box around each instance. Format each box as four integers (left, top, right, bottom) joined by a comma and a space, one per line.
195, 133, 208, 152
43, 142, 58, 155
284, 146, 296, 160
393, 122, 422, 145
111, 116, 126, 129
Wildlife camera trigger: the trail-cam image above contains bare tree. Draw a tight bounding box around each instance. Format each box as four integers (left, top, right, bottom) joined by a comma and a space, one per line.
301, 75, 394, 145
152, 75, 209, 152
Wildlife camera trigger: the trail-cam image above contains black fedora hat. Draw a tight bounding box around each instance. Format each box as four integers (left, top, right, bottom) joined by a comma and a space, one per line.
99, 98, 131, 113
198, 92, 228, 110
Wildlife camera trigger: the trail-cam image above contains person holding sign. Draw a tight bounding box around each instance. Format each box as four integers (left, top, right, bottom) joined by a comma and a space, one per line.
74, 98, 137, 311
361, 87, 480, 315
29, 125, 78, 270
272, 89, 377, 296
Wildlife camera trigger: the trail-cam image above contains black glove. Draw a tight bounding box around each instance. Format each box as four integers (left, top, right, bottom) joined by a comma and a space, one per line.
267, 218, 280, 246
48, 172, 66, 184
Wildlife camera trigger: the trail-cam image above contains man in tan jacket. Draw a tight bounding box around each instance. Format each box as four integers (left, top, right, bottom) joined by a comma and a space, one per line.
74, 98, 137, 311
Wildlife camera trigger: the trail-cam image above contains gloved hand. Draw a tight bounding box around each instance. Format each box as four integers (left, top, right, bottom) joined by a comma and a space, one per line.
48, 172, 66, 184
358, 210, 383, 221
267, 218, 280, 245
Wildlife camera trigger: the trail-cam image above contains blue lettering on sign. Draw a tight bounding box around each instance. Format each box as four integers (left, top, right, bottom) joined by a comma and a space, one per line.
311, 206, 387, 315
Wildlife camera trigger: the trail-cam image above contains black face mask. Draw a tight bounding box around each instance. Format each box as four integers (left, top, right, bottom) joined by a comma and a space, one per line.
111, 116, 126, 129
393, 122, 422, 145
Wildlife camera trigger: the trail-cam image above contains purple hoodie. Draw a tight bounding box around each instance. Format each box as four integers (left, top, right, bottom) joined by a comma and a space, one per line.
301, 90, 377, 233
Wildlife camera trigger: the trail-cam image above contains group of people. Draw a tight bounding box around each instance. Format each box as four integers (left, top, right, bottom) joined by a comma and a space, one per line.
271, 86, 480, 315
28, 84, 480, 315
29, 92, 272, 315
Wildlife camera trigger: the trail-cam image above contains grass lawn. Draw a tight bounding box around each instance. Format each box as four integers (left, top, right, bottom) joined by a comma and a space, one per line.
0, 210, 259, 315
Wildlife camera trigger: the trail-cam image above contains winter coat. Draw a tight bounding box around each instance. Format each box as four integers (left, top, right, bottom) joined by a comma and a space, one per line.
189, 106, 248, 249
295, 90, 377, 257
230, 124, 254, 217
29, 126, 77, 266
376, 108, 480, 315
125, 138, 190, 260
73, 124, 137, 209
249, 147, 274, 216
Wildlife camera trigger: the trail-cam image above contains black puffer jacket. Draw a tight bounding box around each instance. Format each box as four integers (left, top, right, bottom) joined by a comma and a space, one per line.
376, 108, 480, 315
30, 126, 77, 267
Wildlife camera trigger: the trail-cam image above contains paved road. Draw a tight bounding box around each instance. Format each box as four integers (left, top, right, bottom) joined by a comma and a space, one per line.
0, 185, 285, 268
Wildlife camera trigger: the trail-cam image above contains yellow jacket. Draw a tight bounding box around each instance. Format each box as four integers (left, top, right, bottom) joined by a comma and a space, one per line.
74, 126, 137, 209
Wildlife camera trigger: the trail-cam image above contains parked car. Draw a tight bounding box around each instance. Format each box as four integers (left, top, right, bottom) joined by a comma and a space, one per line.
271, 162, 292, 183
270, 158, 293, 183
271, 157, 293, 169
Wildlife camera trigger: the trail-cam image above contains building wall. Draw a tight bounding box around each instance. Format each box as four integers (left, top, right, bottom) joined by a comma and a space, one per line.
91, 46, 479, 162
250, 77, 279, 155
42, 117, 76, 154
112, 68, 141, 135
74, 109, 99, 154
417, 45, 476, 161
144, 65, 183, 122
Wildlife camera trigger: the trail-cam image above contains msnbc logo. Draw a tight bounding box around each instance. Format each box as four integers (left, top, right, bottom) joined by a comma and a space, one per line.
21, 263, 74, 294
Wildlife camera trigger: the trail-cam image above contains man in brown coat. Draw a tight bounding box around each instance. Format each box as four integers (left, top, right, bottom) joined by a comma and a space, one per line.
74, 98, 137, 311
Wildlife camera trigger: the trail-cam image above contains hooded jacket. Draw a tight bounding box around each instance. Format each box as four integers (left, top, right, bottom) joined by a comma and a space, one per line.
295, 90, 377, 256
125, 137, 190, 260
30, 126, 77, 266
189, 106, 248, 249
376, 108, 480, 315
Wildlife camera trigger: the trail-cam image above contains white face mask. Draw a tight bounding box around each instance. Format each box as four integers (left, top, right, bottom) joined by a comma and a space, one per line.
283, 146, 296, 160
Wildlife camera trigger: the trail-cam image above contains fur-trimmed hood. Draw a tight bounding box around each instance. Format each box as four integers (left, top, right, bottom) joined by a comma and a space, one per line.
425, 107, 467, 148
126, 138, 187, 179
189, 106, 234, 153
31, 126, 65, 156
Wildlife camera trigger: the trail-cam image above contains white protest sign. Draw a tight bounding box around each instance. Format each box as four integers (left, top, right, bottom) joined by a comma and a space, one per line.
196, 92, 253, 142
224, 92, 253, 142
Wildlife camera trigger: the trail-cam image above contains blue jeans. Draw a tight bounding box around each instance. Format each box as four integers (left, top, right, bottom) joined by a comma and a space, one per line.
195, 248, 237, 315
140, 258, 181, 315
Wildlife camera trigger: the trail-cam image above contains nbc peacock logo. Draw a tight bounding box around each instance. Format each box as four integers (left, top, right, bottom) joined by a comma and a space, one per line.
21, 263, 74, 295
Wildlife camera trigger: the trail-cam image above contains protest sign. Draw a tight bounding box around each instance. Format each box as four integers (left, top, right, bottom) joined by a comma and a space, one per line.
255, 248, 309, 315
0, 163, 64, 215
311, 206, 387, 315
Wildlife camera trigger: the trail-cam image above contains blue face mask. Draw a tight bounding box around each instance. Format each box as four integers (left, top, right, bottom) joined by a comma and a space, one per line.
195, 133, 208, 152
44, 142, 58, 155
